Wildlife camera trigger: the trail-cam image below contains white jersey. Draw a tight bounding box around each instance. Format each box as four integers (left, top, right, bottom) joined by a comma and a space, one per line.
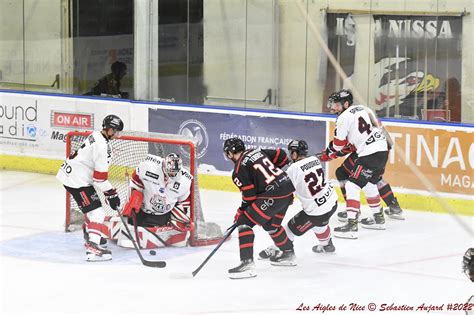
286, 156, 338, 216
56, 130, 113, 192
130, 154, 193, 216
334, 105, 388, 157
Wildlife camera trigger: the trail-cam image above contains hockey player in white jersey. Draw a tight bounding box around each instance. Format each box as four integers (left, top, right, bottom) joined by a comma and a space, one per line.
119, 153, 193, 247
57, 114, 124, 261
259, 139, 338, 260
320, 89, 389, 239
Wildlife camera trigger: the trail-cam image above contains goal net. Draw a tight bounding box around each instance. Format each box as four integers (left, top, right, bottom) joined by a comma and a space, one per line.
64, 130, 224, 246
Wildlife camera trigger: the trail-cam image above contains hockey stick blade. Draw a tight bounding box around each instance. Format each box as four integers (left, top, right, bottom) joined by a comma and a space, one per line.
143, 260, 167, 268
121, 231, 167, 267
191, 223, 237, 277
117, 210, 167, 268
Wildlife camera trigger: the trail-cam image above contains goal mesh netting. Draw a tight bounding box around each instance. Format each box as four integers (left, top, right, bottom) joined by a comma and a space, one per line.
64, 130, 224, 246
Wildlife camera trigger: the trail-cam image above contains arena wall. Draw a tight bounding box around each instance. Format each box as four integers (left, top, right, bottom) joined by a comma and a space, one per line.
1, 91, 472, 215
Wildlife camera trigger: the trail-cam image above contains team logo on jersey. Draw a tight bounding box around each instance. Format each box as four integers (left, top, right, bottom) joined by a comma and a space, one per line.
314, 185, 334, 206
145, 171, 159, 180
178, 119, 209, 159
173, 182, 180, 190
365, 131, 385, 145
149, 195, 167, 214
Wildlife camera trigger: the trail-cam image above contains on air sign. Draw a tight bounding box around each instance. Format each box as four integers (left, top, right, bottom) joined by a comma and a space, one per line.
51, 111, 94, 129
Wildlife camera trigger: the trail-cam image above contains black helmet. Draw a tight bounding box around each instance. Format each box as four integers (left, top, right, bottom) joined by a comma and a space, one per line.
327, 89, 353, 108
463, 248, 474, 282
164, 153, 182, 178
223, 137, 245, 154
288, 139, 308, 156
102, 115, 124, 131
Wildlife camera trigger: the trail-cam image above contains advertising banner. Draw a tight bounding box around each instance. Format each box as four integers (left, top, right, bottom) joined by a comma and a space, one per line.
149, 108, 327, 172
0, 92, 135, 159
325, 14, 463, 121
327, 121, 474, 196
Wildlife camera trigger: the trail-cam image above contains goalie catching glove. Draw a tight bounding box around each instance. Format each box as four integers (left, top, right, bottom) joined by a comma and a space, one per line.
122, 189, 144, 216
104, 188, 121, 211
170, 204, 191, 232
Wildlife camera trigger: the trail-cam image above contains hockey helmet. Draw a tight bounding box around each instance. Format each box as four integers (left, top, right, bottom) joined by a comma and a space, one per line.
327, 89, 353, 112
223, 137, 245, 154
287, 139, 309, 156
102, 115, 124, 131
164, 153, 182, 178
463, 248, 474, 282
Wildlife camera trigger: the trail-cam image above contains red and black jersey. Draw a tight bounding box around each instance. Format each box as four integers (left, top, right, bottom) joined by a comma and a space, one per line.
232, 148, 294, 209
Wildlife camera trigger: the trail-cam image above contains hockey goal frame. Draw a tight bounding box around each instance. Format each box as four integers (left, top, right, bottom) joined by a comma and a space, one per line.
64, 130, 222, 246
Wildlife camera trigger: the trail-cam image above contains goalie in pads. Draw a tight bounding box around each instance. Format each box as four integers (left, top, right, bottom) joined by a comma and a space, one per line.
114, 153, 193, 248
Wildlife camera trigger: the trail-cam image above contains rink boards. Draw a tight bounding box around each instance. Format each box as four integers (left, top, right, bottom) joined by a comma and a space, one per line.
0, 90, 472, 215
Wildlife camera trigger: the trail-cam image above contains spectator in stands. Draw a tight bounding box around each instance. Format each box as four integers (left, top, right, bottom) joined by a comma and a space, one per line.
85, 61, 129, 99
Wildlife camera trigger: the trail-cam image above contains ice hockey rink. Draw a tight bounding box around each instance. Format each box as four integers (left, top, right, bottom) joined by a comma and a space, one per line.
0, 170, 472, 315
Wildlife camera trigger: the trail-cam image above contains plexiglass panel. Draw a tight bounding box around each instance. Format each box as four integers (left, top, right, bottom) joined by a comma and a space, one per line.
0, 0, 472, 123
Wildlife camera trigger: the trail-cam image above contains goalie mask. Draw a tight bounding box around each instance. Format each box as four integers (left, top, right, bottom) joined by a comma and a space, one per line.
164, 153, 182, 178
463, 248, 474, 282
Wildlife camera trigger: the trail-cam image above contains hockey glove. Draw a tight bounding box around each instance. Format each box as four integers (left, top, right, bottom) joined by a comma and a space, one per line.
337, 144, 356, 157
104, 188, 121, 211
317, 151, 332, 162
318, 141, 339, 162
122, 189, 144, 217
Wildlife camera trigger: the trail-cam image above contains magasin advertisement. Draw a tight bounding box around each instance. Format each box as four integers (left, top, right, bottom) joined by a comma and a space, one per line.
328, 121, 474, 196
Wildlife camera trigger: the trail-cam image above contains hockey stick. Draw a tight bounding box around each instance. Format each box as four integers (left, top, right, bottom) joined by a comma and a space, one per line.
131, 211, 145, 249
143, 226, 169, 247
191, 223, 237, 277
116, 210, 166, 268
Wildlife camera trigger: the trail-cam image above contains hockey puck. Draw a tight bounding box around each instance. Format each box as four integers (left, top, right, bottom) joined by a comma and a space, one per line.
149, 250, 156, 256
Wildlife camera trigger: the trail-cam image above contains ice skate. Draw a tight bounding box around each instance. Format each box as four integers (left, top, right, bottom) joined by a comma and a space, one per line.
384, 202, 405, 220
83, 224, 108, 247
312, 238, 336, 253
228, 259, 257, 279
85, 241, 112, 262
258, 246, 277, 260
334, 219, 358, 239
361, 211, 386, 230
337, 211, 348, 222
270, 249, 297, 266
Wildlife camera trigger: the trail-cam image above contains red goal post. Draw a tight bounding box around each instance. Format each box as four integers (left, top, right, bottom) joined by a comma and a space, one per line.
64, 130, 224, 246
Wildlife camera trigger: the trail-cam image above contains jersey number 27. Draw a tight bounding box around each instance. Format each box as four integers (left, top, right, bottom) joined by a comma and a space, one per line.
304, 168, 326, 196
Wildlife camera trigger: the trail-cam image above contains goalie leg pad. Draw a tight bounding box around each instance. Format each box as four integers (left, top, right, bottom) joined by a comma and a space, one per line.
117, 224, 188, 248
171, 204, 190, 223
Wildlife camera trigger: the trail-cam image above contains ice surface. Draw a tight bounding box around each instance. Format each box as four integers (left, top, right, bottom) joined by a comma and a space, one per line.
0, 170, 472, 315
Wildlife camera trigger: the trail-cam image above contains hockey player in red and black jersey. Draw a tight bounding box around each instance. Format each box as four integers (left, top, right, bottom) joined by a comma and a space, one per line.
57, 115, 124, 261
223, 137, 296, 279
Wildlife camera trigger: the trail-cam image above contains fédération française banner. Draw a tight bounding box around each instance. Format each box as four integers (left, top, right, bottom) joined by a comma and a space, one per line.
149, 108, 327, 172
